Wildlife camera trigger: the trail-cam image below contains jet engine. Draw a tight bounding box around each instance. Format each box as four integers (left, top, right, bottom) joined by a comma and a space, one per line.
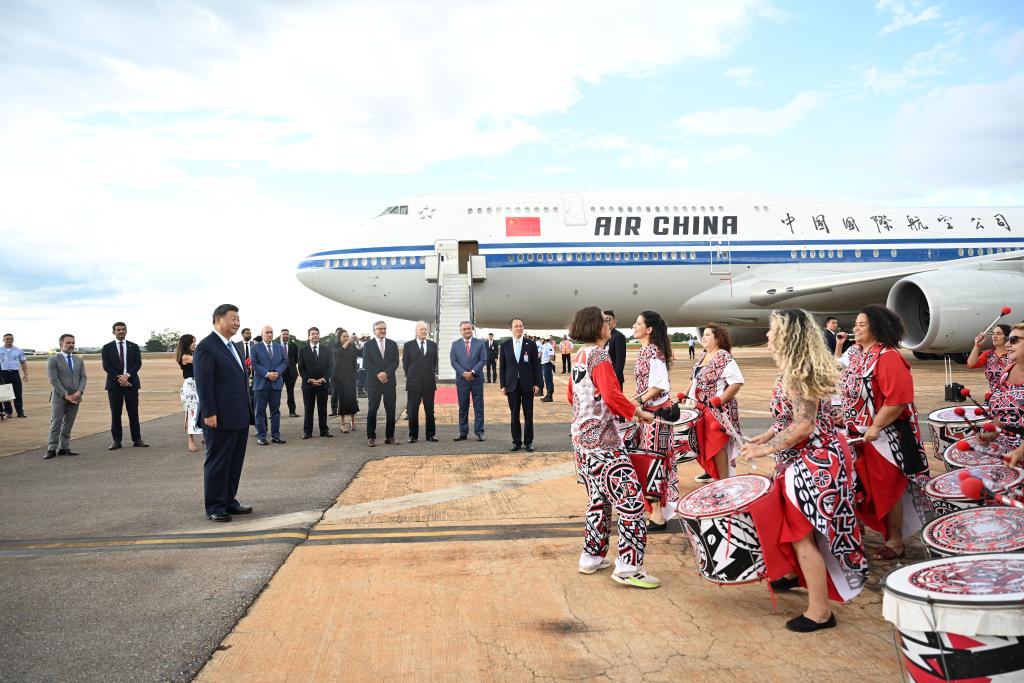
887, 269, 1024, 354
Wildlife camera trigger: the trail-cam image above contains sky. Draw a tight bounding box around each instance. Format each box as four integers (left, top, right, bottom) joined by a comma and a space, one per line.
2, 0, 1023, 349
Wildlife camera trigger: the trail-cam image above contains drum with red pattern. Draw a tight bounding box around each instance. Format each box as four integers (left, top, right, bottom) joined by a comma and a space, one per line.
941, 435, 1006, 471
926, 406, 987, 457
924, 465, 1024, 517
922, 506, 1024, 558
670, 408, 701, 464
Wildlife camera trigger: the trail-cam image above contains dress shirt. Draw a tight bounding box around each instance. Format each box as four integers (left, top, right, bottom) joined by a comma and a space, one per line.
513, 337, 522, 362
114, 339, 131, 376
0, 346, 26, 371
540, 342, 554, 364
215, 330, 244, 369
63, 352, 74, 371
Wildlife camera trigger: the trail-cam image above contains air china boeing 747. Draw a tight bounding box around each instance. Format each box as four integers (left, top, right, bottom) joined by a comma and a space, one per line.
296, 192, 1024, 357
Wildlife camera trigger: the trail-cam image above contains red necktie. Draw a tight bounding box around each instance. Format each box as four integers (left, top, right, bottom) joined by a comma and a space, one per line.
465, 340, 471, 356
118, 342, 125, 371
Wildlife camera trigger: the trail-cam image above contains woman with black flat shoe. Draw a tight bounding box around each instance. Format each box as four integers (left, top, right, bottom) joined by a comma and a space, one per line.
742, 309, 868, 632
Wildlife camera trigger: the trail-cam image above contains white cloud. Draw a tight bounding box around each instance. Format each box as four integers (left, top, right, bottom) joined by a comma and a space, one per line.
674, 92, 824, 136
998, 27, 1024, 65
892, 72, 1024, 189
541, 166, 573, 174
876, 0, 941, 35
860, 43, 960, 93
724, 66, 760, 87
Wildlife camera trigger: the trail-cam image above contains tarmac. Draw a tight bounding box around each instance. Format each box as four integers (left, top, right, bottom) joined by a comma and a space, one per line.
0, 348, 965, 682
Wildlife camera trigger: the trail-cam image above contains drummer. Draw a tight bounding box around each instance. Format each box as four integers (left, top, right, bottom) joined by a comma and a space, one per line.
978, 323, 1024, 465
567, 305, 660, 589
688, 323, 744, 482
742, 309, 867, 633
966, 324, 1012, 392
628, 310, 679, 530
843, 305, 930, 561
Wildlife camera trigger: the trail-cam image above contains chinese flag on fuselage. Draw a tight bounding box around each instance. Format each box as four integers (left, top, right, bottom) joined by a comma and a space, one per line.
505, 217, 541, 236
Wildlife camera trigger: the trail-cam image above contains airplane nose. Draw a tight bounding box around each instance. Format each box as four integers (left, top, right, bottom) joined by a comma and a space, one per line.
296, 268, 315, 289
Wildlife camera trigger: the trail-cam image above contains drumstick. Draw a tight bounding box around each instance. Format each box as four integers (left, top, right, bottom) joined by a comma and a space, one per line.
959, 388, 991, 417
960, 475, 1024, 510
952, 406, 982, 435
981, 306, 1013, 335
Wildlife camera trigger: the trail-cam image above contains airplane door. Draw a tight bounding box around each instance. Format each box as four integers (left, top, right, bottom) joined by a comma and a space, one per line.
709, 239, 731, 275
457, 241, 479, 274
435, 239, 459, 275
561, 193, 587, 226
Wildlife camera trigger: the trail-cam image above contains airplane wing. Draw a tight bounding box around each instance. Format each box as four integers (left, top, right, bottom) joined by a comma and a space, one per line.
747, 249, 1024, 307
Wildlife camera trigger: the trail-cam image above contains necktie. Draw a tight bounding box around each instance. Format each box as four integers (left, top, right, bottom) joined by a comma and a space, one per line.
118, 341, 125, 372
313, 345, 318, 360
465, 340, 471, 356
514, 339, 521, 362
244, 343, 250, 360
266, 343, 272, 359
420, 341, 425, 356
66, 354, 73, 373
379, 339, 385, 356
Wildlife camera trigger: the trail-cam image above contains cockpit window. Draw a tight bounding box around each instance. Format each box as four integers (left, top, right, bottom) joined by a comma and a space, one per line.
380, 205, 408, 215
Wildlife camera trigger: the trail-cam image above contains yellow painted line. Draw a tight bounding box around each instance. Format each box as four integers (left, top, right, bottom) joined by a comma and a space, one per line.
310, 528, 521, 541
2, 531, 308, 551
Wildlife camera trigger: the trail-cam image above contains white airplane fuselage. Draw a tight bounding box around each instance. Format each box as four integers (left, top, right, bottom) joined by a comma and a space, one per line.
297, 192, 1024, 353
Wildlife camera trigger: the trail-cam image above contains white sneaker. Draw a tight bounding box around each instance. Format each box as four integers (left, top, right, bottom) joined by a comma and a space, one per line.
579, 557, 613, 574
612, 568, 661, 589
695, 472, 714, 483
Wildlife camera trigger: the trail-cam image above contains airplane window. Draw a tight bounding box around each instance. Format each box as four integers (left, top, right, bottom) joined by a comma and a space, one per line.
370, 257, 378, 266
754, 206, 760, 212
641, 252, 650, 260
507, 254, 513, 262
890, 249, 897, 258
585, 253, 593, 261
673, 206, 679, 212
418, 256, 425, 264
646, 206, 652, 212
790, 250, 797, 259
800, 250, 807, 258
590, 206, 595, 212
630, 252, 639, 260
548, 254, 555, 262
660, 252, 667, 260
670, 252, 678, 260
762, 206, 769, 211
700, 206, 706, 212
809, 251, 816, 259
837, 250, 843, 258
958, 248, 964, 257
613, 252, 621, 261
708, 206, 715, 213
543, 207, 549, 213
467, 209, 472, 214
400, 206, 408, 214
389, 257, 397, 265
360, 258, 368, 266
818, 250, 825, 258
689, 251, 696, 259
718, 206, 724, 212
553, 207, 558, 213
854, 249, 861, 258
556, 253, 564, 262
478, 208, 484, 214
691, 206, 697, 212
515, 206, 521, 212
565, 253, 573, 262
827, 250, 834, 258
618, 206, 624, 213
517, 254, 524, 262
655, 206, 661, 212
681, 206, 688, 212
527, 254, 534, 262
399, 256, 407, 265
486, 208, 492, 214
968, 248, 975, 256
872, 249, 879, 258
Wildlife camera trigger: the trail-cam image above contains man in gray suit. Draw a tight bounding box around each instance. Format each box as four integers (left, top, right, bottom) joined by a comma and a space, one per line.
45, 333, 87, 459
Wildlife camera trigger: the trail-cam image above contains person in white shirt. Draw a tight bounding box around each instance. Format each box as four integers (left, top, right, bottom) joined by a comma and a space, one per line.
688, 323, 745, 482
539, 337, 556, 402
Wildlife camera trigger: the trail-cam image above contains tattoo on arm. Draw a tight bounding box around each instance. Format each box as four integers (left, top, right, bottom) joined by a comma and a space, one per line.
763, 396, 817, 452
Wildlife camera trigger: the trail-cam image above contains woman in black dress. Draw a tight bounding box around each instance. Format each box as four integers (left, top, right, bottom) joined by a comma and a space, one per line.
334, 329, 361, 433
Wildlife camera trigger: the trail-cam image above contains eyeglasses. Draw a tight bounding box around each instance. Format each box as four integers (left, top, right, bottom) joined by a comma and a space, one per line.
1008, 337, 1022, 345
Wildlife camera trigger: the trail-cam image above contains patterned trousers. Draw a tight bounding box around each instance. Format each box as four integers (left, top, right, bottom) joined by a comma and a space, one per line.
582, 448, 648, 570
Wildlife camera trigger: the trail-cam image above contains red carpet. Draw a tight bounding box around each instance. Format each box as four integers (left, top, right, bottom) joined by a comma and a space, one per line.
434, 386, 459, 405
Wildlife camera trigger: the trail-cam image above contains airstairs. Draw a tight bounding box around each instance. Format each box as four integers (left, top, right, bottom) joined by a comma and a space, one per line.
427, 240, 485, 381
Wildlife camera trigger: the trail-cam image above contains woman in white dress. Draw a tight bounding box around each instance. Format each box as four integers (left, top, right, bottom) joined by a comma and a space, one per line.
176, 334, 203, 452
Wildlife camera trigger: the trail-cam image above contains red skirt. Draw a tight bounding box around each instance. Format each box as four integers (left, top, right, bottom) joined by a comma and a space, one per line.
853, 443, 908, 539
694, 405, 730, 479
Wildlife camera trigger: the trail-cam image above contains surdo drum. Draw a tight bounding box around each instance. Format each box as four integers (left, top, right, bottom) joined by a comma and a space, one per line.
921, 506, 1024, 559
941, 436, 1005, 472
677, 474, 771, 585
670, 408, 701, 465
882, 554, 1024, 682
926, 406, 987, 457
924, 465, 1024, 518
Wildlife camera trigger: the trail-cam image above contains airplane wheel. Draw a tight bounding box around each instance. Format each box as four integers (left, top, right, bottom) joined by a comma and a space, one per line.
912, 351, 935, 361
949, 352, 968, 365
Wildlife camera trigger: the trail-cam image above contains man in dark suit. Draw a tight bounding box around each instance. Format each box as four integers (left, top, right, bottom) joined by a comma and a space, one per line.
101, 322, 147, 450
450, 320, 487, 441
603, 309, 627, 388
235, 327, 255, 408
279, 328, 299, 417
822, 316, 838, 354
297, 327, 333, 439
403, 321, 438, 444
484, 333, 499, 383
193, 304, 255, 522
363, 320, 400, 446
251, 325, 288, 445
499, 318, 542, 452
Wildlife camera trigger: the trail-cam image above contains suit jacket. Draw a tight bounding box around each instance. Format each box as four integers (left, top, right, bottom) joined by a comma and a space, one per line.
363, 337, 400, 386
281, 341, 299, 379
485, 339, 499, 362
193, 332, 253, 430
822, 329, 837, 354
499, 337, 542, 393
607, 328, 627, 386
297, 344, 333, 388
403, 339, 438, 393
450, 337, 486, 385
47, 353, 87, 401
234, 340, 256, 376
251, 341, 288, 391
101, 339, 142, 390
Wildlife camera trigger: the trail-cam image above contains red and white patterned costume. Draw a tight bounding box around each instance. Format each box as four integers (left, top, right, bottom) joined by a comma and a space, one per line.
749, 379, 868, 602
842, 343, 930, 539
969, 349, 1012, 392
569, 344, 648, 572
985, 363, 1024, 454
688, 349, 744, 478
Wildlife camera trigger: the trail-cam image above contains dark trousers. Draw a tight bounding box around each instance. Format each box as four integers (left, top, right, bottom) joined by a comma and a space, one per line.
107, 386, 141, 444
561, 354, 571, 373
301, 383, 330, 436
1, 370, 23, 416
357, 368, 367, 394
330, 382, 341, 414
366, 381, 396, 439
283, 371, 297, 414
485, 359, 497, 383
254, 389, 282, 439
456, 380, 484, 436
406, 389, 435, 440
542, 363, 554, 395
202, 426, 248, 515
507, 386, 534, 446
688, 346, 695, 359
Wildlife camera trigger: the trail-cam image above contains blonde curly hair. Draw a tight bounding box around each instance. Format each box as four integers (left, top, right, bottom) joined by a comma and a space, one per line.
770, 309, 838, 401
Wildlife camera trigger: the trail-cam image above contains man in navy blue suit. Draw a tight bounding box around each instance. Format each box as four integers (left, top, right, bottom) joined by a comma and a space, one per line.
101, 322, 147, 449
193, 304, 255, 522
499, 318, 542, 452
450, 320, 487, 441
251, 324, 288, 446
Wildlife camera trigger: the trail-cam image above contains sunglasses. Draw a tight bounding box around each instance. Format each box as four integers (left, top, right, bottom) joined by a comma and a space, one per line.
1008, 336, 1022, 345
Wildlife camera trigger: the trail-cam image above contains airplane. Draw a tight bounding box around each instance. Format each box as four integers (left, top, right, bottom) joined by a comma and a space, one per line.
296, 192, 1024, 362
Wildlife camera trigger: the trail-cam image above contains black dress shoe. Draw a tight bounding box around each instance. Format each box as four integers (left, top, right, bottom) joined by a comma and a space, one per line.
770, 576, 802, 592
228, 505, 253, 515
647, 521, 668, 533
510, 444, 522, 452
385, 438, 400, 445
329, 411, 337, 416
289, 412, 299, 417
426, 437, 438, 442
108, 442, 122, 451
271, 437, 286, 444
17, 413, 26, 418
408, 438, 418, 444
44, 450, 56, 459
58, 449, 78, 456
525, 444, 536, 452
257, 438, 269, 445
476, 434, 485, 441
302, 434, 312, 440
206, 513, 232, 522
368, 438, 376, 447
785, 613, 836, 633
321, 432, 333, 438
132, 441, 149, 448
453, 435, 468, 441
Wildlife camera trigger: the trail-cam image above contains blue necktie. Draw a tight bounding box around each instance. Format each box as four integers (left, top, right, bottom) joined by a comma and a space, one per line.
514, 339, 521, 362
66, 354, 73, 372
